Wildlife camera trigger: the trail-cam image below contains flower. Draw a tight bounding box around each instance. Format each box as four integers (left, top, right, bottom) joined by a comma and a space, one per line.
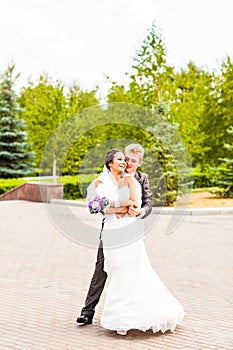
92, 201, 99, 209
88, 195, 109, 214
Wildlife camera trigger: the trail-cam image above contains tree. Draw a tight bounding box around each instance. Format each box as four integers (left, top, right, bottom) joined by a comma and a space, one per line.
18, 75, 68, 170
106, 23, 191, 204
18, 76, 99, 173
201, 56, 233, 168
129, 21, 174, 108
212, 126, 233, 197
0, 65, 34, 178
168, 62, 212, 166
108, 21, 174, 108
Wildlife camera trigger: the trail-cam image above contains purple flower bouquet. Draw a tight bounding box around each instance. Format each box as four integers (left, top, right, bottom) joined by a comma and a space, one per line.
87, 195, 109, 214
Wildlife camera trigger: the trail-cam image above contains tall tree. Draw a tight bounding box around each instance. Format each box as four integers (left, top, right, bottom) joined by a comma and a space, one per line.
106, 23, 191, 203
0, 65, 34, 178
108, 21, 174, 108
18, 76, 99, 173
168, 62, 212, 166
18, 75, 67, 169
212, 126, 233, 197
201, 56, 233, 168
129, 21, 174, 108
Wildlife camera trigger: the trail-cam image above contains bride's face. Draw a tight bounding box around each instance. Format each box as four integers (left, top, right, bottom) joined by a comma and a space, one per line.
109, 151, 126, 173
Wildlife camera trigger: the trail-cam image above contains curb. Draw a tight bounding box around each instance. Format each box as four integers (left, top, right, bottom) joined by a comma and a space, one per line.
50, 199, 233, 216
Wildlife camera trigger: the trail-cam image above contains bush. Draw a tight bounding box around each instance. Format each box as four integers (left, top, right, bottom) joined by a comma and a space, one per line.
192, 167, 213, 188
210, 165, 233, 198
63, 181, 90, 200
60, 175, 93, 200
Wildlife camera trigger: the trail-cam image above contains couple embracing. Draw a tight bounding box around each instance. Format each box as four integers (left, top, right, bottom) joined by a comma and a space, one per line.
77, 144, 184, 335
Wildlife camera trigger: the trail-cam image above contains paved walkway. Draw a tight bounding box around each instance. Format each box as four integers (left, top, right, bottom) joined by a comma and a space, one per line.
0, 201, 232, 350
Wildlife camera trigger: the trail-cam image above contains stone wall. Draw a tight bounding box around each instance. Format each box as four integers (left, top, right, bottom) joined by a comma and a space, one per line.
0, 182, 64, 203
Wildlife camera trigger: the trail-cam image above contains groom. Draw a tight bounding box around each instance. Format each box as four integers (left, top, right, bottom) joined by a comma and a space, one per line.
76, 143, 152, 324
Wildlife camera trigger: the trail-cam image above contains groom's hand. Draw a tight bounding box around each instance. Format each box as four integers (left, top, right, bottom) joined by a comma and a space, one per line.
127, 206, 141, 217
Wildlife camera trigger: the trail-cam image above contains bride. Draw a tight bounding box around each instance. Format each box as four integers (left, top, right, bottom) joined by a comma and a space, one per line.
88, 148, 185, 335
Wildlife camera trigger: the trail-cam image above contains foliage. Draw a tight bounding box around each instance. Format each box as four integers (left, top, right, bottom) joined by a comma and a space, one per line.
0, 64, 34, 178
18, 75, 67, 171
18, 75, 98, 172
129, 21, 174, 108
211, 126, 233, 197
107, 23, 233, 191
106, 23, 193, 204
201, 57, 233, 168
0, 178, 25, 195
108, 21, 174, 108
168, 62, 212, 166
192, 167, 213, 188
1, 22, 233, 200
62, 109, 188, 206
63, 181, 89, 200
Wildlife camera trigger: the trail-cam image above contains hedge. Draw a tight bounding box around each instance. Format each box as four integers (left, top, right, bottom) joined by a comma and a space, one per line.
63, 181, 90, 200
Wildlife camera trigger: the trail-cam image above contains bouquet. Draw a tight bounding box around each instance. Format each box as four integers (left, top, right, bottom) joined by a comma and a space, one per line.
87, 195, 109, 215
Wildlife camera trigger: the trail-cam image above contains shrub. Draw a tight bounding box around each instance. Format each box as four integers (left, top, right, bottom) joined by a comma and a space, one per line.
63, 181, 90, 200
192, 167, 213, 188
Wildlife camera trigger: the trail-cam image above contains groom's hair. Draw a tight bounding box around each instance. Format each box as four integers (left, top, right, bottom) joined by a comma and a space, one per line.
105, 149, 123, 170
125, 143, 144, 164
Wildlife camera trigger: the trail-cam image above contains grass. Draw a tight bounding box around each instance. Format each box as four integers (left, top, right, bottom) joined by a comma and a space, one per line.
0, 174, 95, 185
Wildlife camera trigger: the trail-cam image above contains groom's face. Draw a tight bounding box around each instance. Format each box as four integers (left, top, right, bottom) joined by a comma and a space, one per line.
125, 153, 141, 175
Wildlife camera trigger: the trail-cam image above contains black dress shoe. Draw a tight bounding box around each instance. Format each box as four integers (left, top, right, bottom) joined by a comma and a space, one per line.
76, 315, 92, 325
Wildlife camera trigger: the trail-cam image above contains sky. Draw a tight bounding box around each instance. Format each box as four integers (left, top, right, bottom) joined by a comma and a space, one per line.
1, 0, 233, 99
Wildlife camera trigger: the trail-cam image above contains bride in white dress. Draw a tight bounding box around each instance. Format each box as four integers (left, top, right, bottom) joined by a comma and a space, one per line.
90, 149, 185, 335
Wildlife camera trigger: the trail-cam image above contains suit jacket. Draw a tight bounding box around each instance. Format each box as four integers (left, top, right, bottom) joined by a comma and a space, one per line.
134, 171, 152, 219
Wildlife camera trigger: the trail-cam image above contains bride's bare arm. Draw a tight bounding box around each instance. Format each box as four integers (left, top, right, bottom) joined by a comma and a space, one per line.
114, 177, 141, 217
124, 176, 141, 209
93, 177, 132, 214
107, 177, 140, 215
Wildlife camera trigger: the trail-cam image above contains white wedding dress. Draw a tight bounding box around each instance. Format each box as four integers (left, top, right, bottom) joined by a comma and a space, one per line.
92, 168, 185, 333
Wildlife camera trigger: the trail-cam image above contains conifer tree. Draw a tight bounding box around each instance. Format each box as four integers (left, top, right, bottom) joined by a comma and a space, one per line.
0, 65, 34, 178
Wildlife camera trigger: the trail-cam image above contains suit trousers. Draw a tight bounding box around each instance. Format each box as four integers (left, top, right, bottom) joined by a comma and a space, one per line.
81, 245, 107, 318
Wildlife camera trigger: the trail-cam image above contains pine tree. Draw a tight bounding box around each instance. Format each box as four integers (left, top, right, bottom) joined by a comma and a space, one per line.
129, 21, 174, 107
0, 65, 34, 178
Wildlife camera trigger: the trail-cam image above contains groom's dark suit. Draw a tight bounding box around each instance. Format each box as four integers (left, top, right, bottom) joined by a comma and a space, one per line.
80, 171, 152, 319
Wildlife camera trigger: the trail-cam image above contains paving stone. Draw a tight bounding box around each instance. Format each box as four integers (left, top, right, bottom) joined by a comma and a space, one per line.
0, 201, 232, 350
